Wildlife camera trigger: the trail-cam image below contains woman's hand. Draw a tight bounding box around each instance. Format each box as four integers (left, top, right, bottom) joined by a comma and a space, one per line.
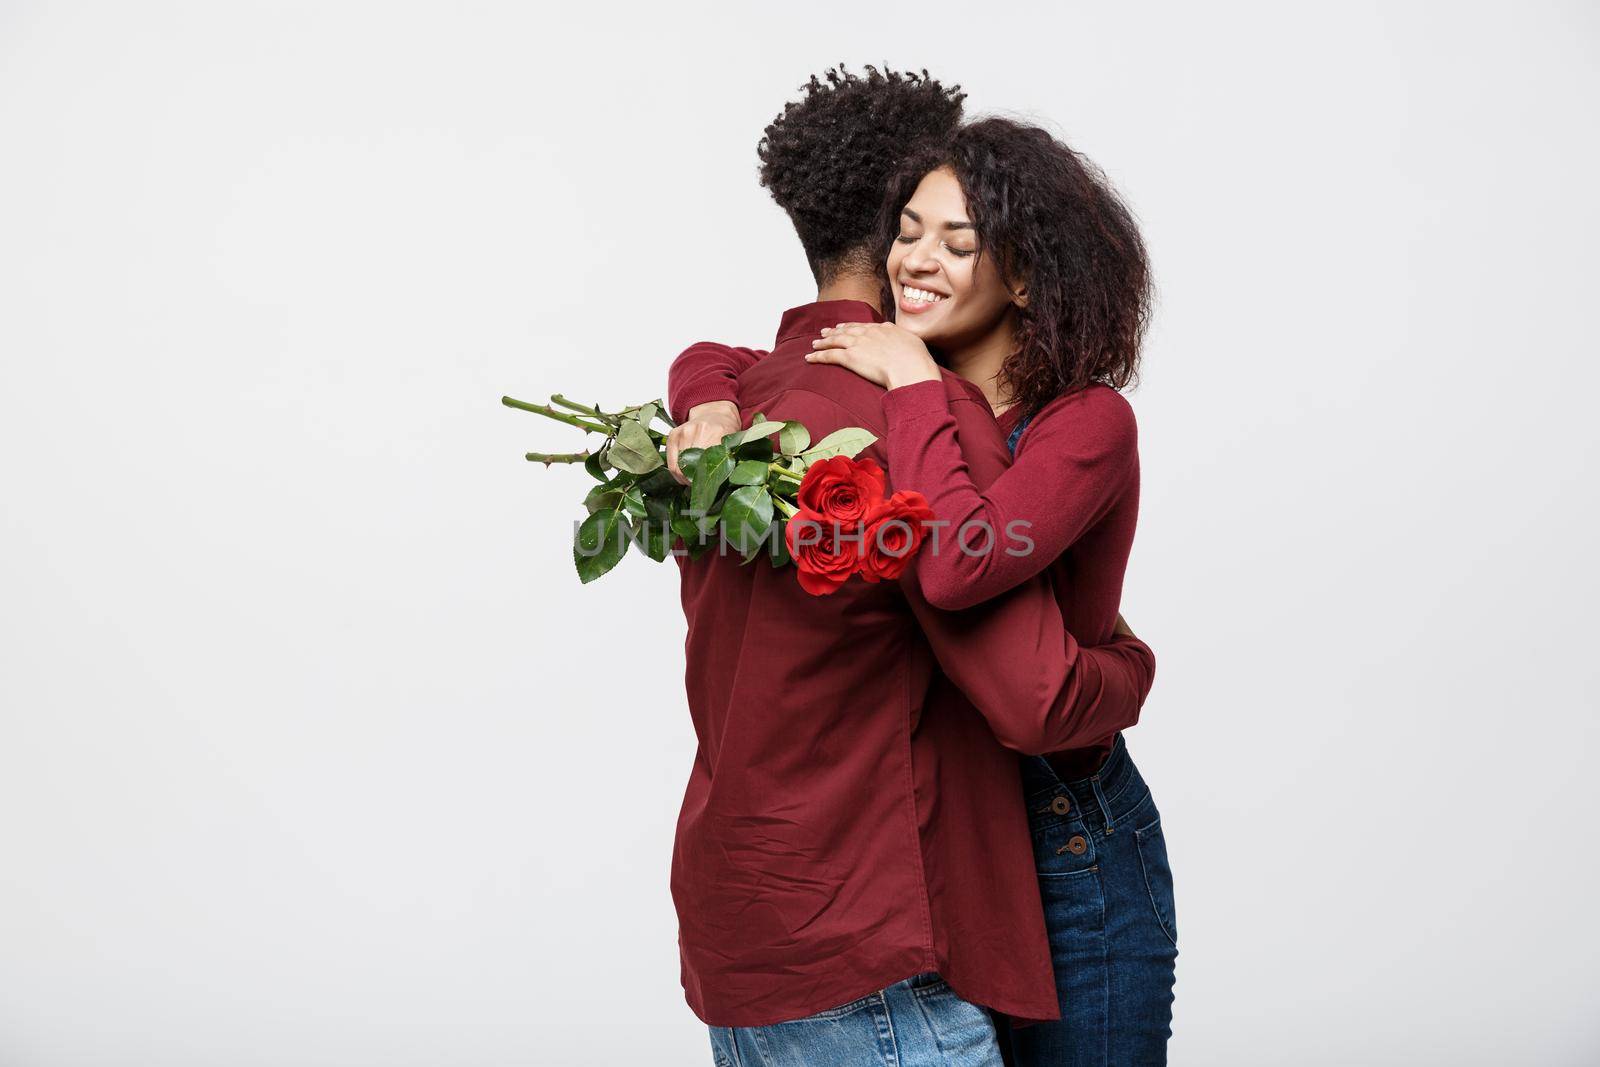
667, 400, 741, 485
806, 321, 941, 392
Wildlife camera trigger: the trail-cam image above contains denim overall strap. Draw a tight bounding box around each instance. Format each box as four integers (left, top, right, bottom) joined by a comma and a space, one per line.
1005, 411, 1035, 457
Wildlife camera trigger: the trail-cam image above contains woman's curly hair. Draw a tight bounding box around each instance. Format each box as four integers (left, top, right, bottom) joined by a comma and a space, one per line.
876, 117, 1152, 411
758, 65, 965, 283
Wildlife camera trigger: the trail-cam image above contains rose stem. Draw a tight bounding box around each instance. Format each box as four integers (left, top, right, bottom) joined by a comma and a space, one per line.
501, 396, 610, 433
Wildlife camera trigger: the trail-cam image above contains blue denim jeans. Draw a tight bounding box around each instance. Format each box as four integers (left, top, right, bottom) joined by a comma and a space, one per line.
1005, 734, 1179, 1066
708, 971, 1004, 1066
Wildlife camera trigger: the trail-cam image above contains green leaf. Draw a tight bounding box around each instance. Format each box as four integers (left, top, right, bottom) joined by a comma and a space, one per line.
723, 420, 785, 449
778, 421, 810, 456
689, 443, 734, 517
734, 436, 775, 463
622, 484, 647, 520
583, 481, 626, 515
801, 426, 878, 462
574, 509, 628, 583
676, 446, 704, 481
608, 419, 664, 474
628, 501, 671, 562
644, 493, 674, 525
584, 452, 608, 481
719, 485, 775, 557
729, 459, 769, 486
641, 520, 671, 562
635, 402, 658, 430
634, 466, 682, 497
671, 508, 702, 543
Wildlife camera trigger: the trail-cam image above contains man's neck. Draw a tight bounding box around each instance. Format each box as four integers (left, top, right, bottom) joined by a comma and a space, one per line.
815, 271, 882, 314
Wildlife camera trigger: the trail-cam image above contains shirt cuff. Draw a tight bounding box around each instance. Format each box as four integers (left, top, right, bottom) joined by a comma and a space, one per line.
670, 382, 739, 424
880, 378, 951, 425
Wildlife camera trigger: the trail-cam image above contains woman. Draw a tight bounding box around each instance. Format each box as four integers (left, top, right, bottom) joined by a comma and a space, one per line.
668, 117, 1177, 1065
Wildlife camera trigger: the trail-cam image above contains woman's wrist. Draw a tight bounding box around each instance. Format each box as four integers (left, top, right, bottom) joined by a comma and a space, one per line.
881, 377, 951, 426
885, 358, 941, 393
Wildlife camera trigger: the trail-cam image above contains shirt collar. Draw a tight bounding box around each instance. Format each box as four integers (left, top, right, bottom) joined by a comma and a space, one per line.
774, 299, 885, 347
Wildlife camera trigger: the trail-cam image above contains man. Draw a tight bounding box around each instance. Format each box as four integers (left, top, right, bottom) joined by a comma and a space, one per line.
663, 66, 1155, 1067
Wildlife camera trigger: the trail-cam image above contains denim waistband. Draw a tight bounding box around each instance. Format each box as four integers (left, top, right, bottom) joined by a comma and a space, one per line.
1019, 734, 1145, 833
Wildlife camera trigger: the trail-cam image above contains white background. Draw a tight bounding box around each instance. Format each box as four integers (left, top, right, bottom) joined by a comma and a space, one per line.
2, 2, 1596, 1064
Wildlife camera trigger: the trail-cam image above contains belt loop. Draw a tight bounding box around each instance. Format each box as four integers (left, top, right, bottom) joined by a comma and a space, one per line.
1090, 773, 1116, 834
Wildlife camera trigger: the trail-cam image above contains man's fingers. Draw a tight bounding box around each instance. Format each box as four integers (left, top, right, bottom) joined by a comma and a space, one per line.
666, 427, 689, 485
690, 424, 730, 449
668, 420, 740, 484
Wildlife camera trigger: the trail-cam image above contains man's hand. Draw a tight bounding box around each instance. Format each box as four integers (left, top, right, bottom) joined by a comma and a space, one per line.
667, 401, 742, 485
1113, 613, 1136, 637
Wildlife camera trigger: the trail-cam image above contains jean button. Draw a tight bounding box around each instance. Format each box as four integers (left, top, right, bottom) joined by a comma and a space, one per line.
1050, 795, 1072, 815
1066, 835, 1088, 855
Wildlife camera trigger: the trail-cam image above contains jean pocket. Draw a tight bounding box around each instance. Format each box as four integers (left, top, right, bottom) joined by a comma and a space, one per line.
1134, 817, 1178, 947
800, 989, 881, 1021
909, 980, 1003, 1065
707, 1026, 736, 1067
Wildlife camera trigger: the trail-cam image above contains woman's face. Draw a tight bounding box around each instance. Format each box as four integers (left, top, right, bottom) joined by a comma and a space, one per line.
887, 166, 1023, 350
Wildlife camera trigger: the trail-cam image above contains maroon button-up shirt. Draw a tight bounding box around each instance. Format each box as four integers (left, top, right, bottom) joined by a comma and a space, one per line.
671, 300, 1155, 1028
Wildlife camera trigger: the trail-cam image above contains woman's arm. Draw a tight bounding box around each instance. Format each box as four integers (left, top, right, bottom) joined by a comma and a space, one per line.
881, 379, 1139, 611
898, 385, 1154, 754
805, 321, 1139, 611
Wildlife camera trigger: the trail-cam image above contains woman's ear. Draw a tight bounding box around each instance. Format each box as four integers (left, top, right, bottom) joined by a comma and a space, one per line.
1006, 266, 1030, 309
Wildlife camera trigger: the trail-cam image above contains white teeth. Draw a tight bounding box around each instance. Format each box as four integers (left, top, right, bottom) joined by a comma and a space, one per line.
903, 286, 944, 304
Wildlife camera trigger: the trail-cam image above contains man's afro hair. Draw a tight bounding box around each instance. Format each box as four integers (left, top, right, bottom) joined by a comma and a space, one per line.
757, 64, 966, 282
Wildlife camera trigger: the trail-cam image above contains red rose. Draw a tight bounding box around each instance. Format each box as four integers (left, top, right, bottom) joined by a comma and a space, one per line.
858, 490, 936, 583
796, 456, 886, 525
785, 506, 864, 596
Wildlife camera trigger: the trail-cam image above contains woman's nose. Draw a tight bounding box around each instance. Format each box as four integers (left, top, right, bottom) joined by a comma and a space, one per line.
904, 241, 940, 274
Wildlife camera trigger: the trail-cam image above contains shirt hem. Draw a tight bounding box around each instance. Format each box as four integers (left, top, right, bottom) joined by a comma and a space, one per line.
682, 955, 935, 1029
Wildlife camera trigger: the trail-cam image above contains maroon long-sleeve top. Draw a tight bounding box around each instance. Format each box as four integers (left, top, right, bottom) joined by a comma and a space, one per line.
669, 324, 1144, 780
668, 300, 1154, 1028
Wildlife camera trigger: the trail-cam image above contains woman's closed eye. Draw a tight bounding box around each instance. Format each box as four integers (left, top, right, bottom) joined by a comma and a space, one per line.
895, 232, 976, 257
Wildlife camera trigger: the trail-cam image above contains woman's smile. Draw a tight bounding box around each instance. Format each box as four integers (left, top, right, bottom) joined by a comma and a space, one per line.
897, 283, 948, 315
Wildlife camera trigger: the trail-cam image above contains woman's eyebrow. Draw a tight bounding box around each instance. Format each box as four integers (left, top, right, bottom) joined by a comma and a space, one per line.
902, 207, 974, 230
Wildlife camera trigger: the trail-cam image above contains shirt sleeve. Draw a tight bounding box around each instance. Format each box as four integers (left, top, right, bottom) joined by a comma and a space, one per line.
897, 385, 1154, 755
880, 379, 1139, 611
666, 342, 769, 424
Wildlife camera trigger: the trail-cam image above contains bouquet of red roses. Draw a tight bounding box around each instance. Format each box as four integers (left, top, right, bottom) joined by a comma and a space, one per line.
502, 392, 934, 595
782, 453, 936, 595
